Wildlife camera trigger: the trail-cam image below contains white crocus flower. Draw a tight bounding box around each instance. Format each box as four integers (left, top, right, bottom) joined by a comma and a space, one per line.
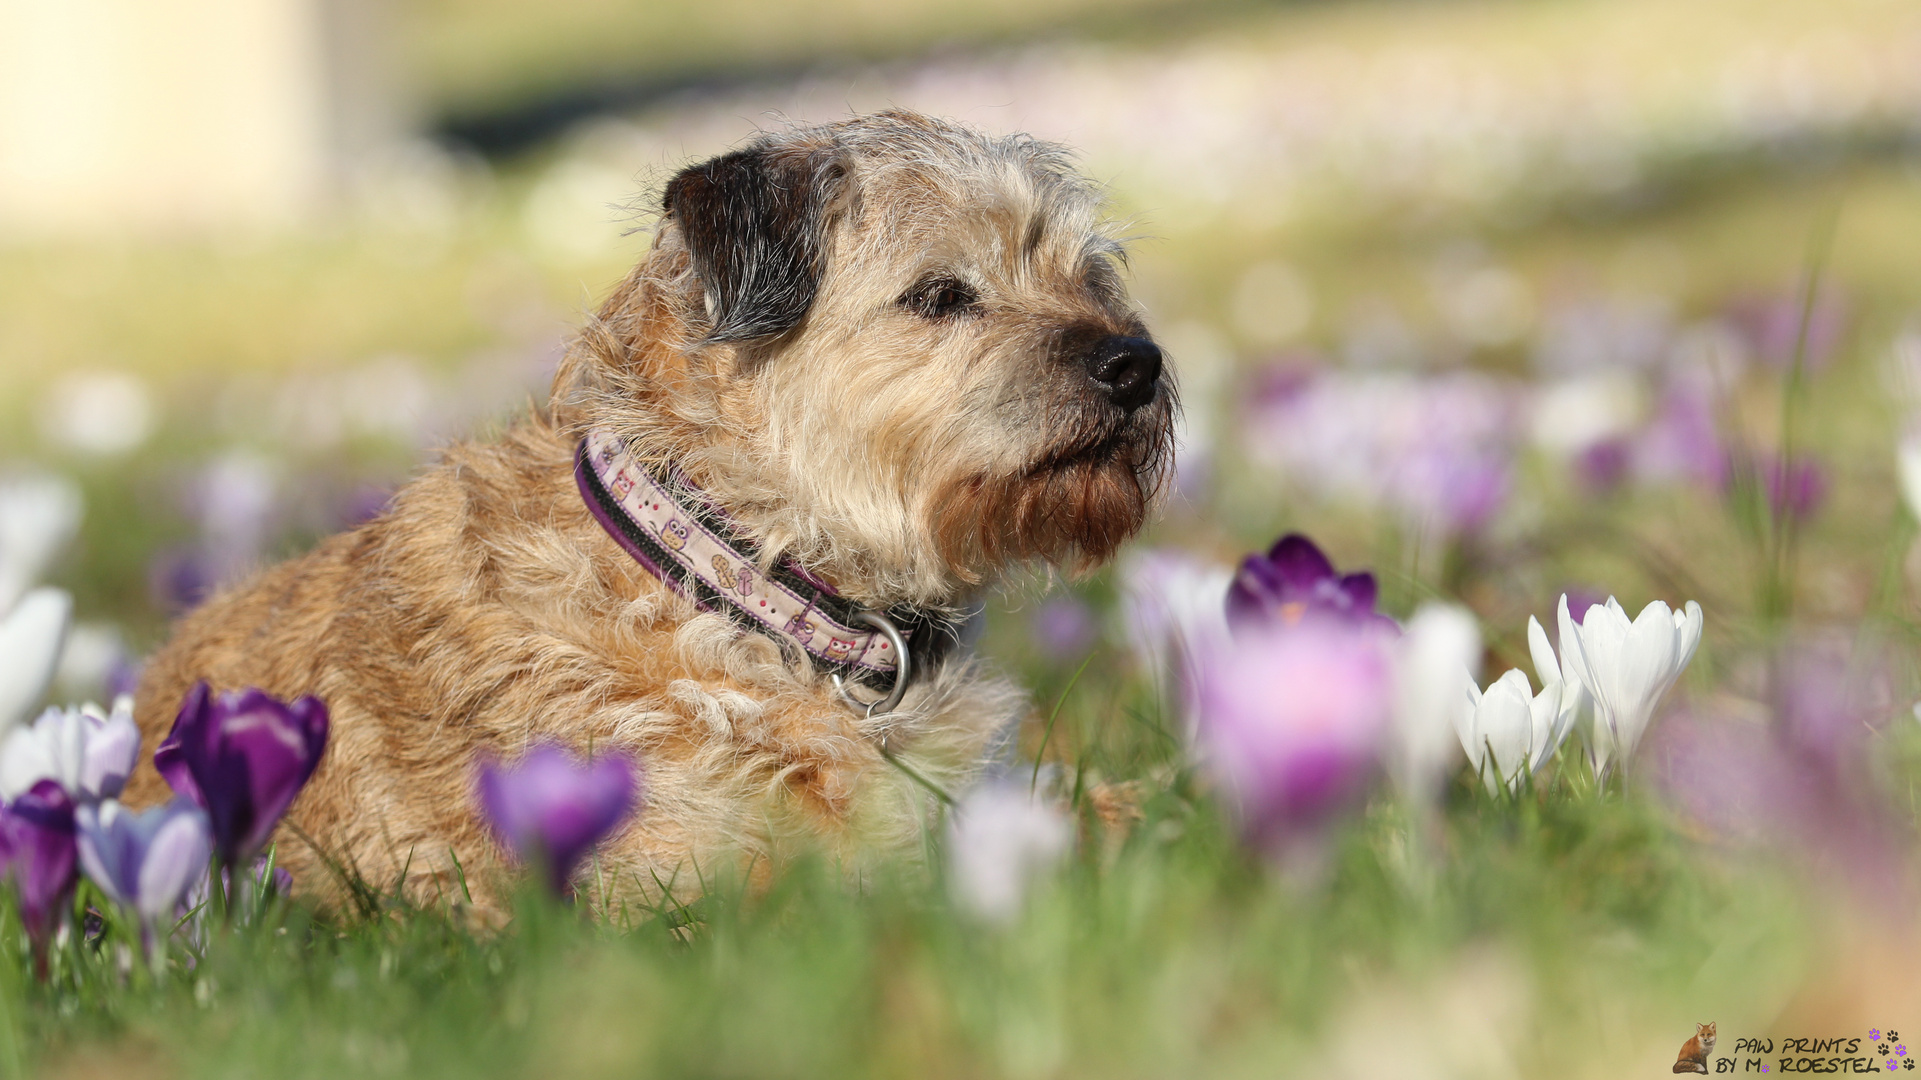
946, 781, 1073, 923
1558, 594, 1703, 779
1899, 432, 1921, 523
0, 475, 83, 616
1390, 603, 1482, 808
1457, 668, 1558, 794
0, 695, 141, 802
1524, 614, 1586, 771
0, 588, 72, 735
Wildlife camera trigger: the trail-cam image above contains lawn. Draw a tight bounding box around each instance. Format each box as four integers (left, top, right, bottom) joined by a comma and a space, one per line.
5, 0, 1921, 1076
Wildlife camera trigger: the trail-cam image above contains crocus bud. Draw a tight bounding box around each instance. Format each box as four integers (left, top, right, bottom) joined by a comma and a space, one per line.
476, 742, 641, 896
0, 779, 78, 959
0, 696, 141, 802
77, 798, 211, 925
154, 683, 329, 867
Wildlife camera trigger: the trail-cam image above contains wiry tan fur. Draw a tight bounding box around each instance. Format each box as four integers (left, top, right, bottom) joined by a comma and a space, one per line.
123, 111, 1176, 916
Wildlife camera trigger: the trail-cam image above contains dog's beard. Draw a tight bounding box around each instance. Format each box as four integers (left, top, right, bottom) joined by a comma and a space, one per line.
931, 390, 1176, 578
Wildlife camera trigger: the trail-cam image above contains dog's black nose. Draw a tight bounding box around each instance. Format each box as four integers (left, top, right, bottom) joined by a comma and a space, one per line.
1084, 335, 1163, 412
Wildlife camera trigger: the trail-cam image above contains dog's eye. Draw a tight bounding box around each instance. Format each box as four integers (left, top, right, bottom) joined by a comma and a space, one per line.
901, 277, 978, 319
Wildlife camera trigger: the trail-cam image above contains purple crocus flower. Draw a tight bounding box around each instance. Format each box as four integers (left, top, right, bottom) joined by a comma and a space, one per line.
77, 798, 211, 926
1190, 617, 1392, 861
1226, 534, 1389, 633
0, 779, 78, 964
476, 742, 641, 895
153, 683, 329, 868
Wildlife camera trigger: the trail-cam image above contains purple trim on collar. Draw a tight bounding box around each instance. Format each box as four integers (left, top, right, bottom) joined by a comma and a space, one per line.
575, 429, 901, 678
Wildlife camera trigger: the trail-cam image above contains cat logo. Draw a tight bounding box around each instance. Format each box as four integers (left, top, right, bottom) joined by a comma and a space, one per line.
658, 518, 689, 551
1673, 1022, 1715, 1074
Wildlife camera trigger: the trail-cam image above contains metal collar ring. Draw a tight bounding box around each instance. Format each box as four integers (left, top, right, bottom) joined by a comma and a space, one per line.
830, 609, 911, 718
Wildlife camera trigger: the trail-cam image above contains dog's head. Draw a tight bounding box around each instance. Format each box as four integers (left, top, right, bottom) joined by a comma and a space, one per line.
564, 110, 1176, 606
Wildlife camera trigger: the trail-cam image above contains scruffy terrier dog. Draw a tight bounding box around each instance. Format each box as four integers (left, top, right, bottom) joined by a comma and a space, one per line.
125, 110, 1176, 911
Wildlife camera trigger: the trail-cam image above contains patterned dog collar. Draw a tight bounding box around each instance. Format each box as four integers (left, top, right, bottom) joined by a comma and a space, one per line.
575, 430, 955, 700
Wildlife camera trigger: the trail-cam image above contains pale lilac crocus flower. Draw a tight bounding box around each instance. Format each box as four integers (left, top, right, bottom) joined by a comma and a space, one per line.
1651, 640, 1903, 900
0, 696, 140, 802
76, 798, 211, 962
476, 742, 641, 896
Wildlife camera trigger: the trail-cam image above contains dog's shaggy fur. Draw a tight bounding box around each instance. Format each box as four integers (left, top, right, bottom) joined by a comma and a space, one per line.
123, 110, 1176, 913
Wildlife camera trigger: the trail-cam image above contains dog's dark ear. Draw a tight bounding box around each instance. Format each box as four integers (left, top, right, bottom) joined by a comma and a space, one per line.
662, 144, 847, 343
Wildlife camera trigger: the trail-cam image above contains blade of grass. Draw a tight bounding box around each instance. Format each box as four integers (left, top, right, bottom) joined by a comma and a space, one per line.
1031, 651, 1096, 793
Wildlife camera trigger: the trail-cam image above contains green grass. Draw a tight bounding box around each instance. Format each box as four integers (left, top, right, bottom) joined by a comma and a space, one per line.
7, 0, 1921, 1074
11, 759, 1819, 1079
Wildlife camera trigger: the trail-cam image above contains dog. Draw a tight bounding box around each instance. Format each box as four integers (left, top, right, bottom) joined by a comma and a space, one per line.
124, 110, 1177, 913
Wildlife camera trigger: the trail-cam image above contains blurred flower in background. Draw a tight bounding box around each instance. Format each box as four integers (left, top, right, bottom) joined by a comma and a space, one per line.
0, 475, 82, 735
1651, 637, 1907, 894
1724, 285, 1849, 372
0, 475, 81, 617
1029, 595, 1097, 662
1244, 370, 1519, 539
1191, 614, 1392, 872
946, 781, 1073, 922
476, 741, 642, 897
38, 373, 155, 458
150, 450, 280, 615
1225, 533, 1390, 633
1117, 549, 1231, 691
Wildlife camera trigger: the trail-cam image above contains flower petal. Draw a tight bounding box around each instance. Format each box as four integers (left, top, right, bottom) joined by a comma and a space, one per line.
1527, 616, 1561, 691
134, 803, 212, 921
80, 699, 140, 800
0, 589, 71, 735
